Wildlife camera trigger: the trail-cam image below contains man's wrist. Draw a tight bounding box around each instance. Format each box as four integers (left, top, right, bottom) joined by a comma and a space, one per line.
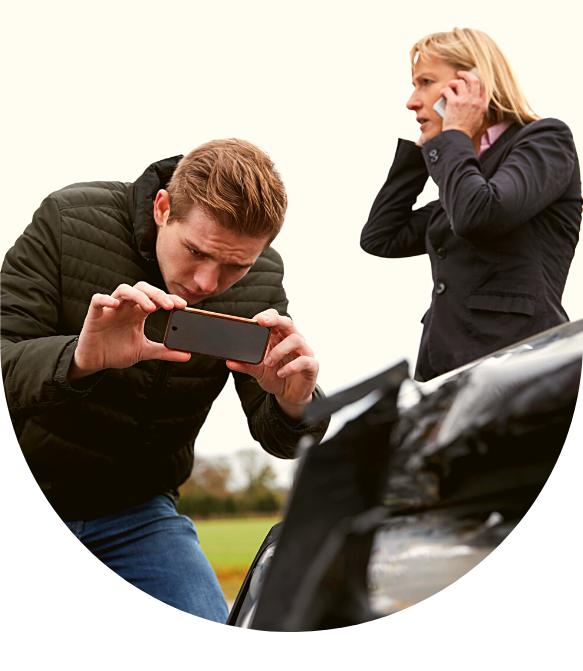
67, 351, 101, 384
275, 394, 312, 423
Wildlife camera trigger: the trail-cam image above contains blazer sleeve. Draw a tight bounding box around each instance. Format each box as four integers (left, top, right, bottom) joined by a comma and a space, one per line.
1, 196, 104, 421
360, 138, 436, 258
422, 119, 578, 242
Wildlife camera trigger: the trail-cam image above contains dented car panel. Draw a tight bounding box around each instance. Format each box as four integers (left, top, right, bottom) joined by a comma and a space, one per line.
228, 320, 583, 630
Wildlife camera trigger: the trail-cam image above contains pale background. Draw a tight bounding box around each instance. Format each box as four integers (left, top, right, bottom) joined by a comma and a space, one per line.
1, 0, 581, 668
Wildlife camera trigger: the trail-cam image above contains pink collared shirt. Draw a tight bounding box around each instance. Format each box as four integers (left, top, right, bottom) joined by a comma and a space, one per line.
478, 119, 513, 157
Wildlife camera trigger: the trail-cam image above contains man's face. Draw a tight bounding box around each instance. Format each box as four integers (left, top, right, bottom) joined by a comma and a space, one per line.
153, 191, 269, 305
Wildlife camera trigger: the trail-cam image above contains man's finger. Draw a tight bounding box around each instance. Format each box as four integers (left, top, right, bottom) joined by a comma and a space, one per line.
253, 308, 280, 320
277, 355, 319, 379
225, 360, 262, 377
90, 293, 120, 309
265, 333, 313, 368
255, 311, 302, 337
134, 281, 187, 310
142, 341, 192, 363
111, 284, 163, 312
86, 293, 121, 319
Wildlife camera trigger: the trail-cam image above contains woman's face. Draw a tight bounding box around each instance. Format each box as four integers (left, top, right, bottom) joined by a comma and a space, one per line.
407, 55, 459, 140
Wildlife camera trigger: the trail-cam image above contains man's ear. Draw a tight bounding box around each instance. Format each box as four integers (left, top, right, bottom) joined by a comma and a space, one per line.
153, 190, 171, 227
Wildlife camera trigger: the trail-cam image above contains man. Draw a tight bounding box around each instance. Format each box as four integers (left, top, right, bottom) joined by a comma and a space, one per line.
1, 138, 329, 623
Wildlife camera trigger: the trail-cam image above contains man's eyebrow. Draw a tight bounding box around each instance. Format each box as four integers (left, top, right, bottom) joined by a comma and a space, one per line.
230, 260, 255, 269
184, 240, 213, 259
185, 239, 254, 268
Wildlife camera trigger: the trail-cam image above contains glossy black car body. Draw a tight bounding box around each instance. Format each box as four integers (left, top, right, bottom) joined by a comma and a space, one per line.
227, 320, 583, 631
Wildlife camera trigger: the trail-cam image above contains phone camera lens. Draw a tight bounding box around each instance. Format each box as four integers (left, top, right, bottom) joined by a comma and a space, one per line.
172, 326, 178, 331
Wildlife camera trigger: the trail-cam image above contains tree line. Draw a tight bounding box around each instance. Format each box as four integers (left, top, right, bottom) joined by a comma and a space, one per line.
177, 448, 289, 518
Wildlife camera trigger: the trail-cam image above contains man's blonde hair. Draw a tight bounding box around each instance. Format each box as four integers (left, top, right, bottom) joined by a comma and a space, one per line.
411, 28, 539, 125
167, 138, 287, 245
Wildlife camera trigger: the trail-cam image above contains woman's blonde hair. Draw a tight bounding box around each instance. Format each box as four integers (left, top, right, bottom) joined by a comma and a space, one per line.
410, 28, 539, 125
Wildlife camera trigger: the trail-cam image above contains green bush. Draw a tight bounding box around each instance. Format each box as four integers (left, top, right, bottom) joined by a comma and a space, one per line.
178, 494, 231, 517
254, 491, 280, 512
177, 489, 284, 518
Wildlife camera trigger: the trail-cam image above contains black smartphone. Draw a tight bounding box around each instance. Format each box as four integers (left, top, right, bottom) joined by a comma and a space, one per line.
163, 307, 272, 365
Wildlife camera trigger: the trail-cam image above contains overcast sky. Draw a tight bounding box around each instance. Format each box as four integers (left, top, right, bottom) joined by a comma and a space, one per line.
1, 0, 582, 664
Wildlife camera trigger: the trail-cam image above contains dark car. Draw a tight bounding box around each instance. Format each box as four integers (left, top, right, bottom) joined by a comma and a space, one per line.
227, 319, 583, 631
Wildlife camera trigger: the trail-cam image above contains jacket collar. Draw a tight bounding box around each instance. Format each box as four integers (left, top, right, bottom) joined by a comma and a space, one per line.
479, 122, 522, 178
129, 155, 183, 261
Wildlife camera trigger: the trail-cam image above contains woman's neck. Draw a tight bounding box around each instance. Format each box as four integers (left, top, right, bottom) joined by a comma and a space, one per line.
472, 118, 497, 153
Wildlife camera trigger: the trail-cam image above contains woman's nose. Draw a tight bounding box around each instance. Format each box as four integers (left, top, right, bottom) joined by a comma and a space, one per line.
406, 92, 422, 111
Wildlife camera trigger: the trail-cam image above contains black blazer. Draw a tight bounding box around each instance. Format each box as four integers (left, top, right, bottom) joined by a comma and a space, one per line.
361, 119, 582, 381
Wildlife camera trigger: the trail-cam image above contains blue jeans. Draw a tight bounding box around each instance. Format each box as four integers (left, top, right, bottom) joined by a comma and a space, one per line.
66, 495, 229, 623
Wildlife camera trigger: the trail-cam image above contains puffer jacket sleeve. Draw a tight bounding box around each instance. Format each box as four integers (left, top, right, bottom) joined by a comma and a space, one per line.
234, 373, 329, 459
232, 249, 329, 458
1, 196, 104, 421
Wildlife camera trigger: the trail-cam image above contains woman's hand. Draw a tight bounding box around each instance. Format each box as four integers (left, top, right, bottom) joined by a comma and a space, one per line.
441, 70, 488, 139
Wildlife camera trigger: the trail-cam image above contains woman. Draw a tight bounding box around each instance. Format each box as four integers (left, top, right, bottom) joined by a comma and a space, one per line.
361, 28, 581, 381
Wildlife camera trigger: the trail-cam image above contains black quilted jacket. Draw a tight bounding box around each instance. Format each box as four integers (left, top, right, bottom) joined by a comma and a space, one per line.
1, 156, 328, 520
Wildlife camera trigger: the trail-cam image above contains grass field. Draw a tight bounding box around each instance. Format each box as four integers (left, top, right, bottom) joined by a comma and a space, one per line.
194, 516, 281, 601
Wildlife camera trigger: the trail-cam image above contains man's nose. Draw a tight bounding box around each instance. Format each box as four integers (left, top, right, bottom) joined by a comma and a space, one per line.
195, 266, 219, 294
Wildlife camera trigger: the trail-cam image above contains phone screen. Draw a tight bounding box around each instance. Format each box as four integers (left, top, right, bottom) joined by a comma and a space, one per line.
164, 309, 271, 364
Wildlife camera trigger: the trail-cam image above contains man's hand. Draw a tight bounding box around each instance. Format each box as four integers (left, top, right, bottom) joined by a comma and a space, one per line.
441, 70, 487, 139
68, 281, 191, 383
225, 309, 319, 422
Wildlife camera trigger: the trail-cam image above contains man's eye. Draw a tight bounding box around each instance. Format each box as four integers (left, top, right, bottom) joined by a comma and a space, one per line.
422, 79, 433, 85
188, 248, 202, 256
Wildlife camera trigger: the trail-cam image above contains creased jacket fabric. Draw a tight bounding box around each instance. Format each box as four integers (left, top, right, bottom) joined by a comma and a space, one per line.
361, 119, 582, 381
1, 156, 328, 521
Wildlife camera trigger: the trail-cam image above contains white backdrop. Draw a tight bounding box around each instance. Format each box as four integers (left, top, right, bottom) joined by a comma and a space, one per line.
1, 1, 582, 668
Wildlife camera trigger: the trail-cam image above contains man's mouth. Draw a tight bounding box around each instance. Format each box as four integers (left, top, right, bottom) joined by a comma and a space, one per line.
417, 118, 429, 128
179, 285, 207, 302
